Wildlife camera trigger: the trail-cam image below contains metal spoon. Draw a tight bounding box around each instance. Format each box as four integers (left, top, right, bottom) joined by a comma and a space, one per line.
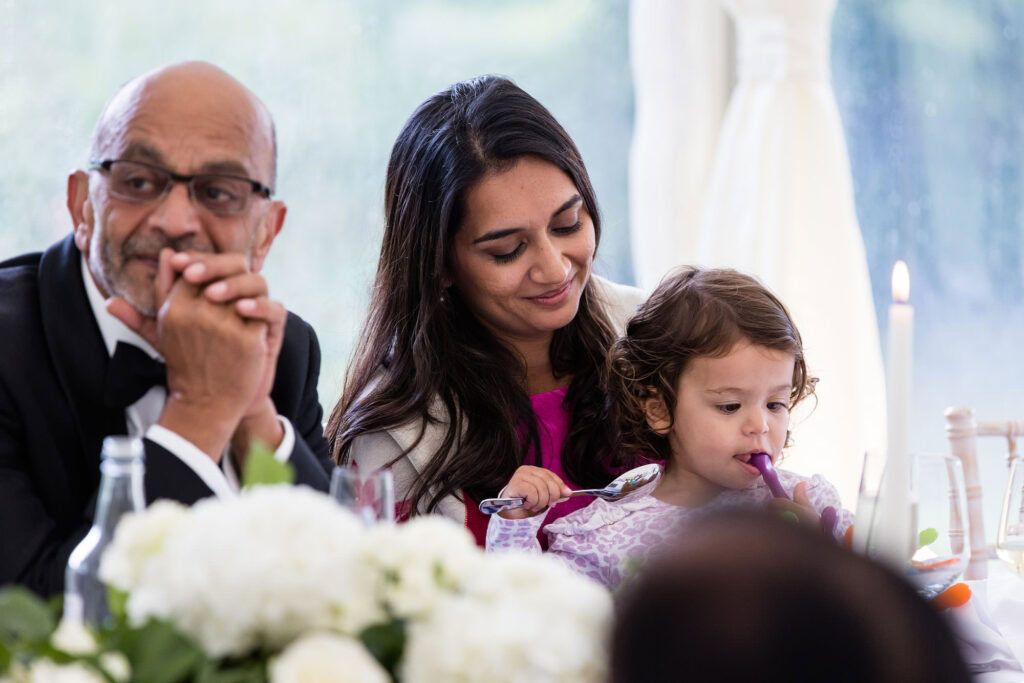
478, 463, 662, 515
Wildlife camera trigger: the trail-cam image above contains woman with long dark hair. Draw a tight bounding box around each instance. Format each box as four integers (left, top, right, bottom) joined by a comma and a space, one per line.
326, 76, 643, 544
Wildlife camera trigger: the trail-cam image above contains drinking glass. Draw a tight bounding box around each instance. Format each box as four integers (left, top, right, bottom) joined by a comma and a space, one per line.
996, 457, 1024, 576
852, 448, 886, 555
857, 452, 969, 599
330, 466, 395, 526
905, 453, 970, 599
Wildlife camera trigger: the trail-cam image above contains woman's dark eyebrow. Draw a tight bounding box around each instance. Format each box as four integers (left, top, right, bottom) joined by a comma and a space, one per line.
472, 195, 583, 245
472, 227, 523, 244
552, 194, 582, 217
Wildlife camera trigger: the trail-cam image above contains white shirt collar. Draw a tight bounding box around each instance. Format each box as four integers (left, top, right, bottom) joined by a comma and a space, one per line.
80, 255, 162, 361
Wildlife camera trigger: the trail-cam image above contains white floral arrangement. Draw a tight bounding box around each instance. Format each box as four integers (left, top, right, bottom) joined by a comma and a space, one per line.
0, 484, 612, 683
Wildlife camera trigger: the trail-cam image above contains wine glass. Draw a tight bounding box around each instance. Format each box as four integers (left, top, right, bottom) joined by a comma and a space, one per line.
905, 453, 970, 599
857, 451, 969, 599
330, 466, 395, 526
996, 456, 1024, 576
852, 447, 886, 555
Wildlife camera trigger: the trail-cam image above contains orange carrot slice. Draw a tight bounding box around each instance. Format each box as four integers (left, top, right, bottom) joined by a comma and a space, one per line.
911, 556, 961, 571
932, 583, 971, 610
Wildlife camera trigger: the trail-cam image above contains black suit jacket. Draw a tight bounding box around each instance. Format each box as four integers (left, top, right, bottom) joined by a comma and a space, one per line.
0, 236, 332, 595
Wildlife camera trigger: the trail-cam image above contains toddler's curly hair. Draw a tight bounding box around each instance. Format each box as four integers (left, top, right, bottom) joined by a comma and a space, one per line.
610, 267, 817, 462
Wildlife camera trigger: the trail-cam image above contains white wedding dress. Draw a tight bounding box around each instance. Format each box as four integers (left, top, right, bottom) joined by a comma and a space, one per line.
697, 0, 886, 507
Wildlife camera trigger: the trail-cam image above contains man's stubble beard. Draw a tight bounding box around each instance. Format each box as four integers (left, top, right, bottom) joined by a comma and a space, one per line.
91, 228, 213, 318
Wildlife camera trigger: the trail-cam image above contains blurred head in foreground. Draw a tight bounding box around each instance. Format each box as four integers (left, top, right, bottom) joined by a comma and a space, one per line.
611, 511, 970, 683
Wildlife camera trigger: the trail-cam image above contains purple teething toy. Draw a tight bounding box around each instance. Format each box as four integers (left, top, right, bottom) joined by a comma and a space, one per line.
819, 505, 838, 538
750, 452, 838, 538
749, 452, 788, 499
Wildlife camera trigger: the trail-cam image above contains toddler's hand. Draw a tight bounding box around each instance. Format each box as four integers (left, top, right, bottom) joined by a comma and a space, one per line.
497, 466, 572, 520
766, 482, 820, 530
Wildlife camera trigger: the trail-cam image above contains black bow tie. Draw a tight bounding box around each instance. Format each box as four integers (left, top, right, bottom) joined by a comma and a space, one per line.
104, 341, 167, 408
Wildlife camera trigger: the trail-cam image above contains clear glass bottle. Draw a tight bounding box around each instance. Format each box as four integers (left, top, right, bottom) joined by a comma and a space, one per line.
64, 436, 145, 625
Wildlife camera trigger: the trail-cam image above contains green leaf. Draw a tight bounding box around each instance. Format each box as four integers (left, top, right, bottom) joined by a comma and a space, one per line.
35, 641, 74, 664
195, 659, 267, 683
46, 593, 65, 620
106, 587, 128, 625
0, 586, 57, 642
919, 527, 939, 547
242, 441, 295, 488
125, 619, 204, 683
360, 621, 406, 675
0, 639, 11, 673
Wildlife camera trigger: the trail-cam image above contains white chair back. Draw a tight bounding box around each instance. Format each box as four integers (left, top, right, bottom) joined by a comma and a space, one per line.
944, 406, 1022, 579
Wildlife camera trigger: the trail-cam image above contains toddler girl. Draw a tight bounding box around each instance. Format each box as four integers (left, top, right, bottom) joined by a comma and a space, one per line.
486, 267, 853, 588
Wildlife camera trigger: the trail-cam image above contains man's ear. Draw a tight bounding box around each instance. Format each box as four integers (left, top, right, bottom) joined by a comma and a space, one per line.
643, 391, 672, 435
250, 200, 286, 272
67, 170, 93, 254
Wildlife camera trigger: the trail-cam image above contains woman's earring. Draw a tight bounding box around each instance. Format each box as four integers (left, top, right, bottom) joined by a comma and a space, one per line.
440, 274, 453, 304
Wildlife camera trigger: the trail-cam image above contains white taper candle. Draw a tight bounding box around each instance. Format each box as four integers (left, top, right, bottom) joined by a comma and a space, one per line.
876, 260, 913, 567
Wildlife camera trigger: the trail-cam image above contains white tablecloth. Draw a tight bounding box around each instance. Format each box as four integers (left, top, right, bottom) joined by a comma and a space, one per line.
959, 561, 1024, 681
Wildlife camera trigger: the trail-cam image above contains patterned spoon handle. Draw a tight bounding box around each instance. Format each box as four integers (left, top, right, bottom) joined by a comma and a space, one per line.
478, 488, 609, 514
477, 497, 525, 515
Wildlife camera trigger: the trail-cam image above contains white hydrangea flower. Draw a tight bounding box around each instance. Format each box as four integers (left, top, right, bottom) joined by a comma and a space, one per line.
50, 619, 97, 655
401, 553, 612, 683
356, 516, 483, 620
99, 500, 189, 592
15, 659, 105, 683
97, 653, 131, 682
121, 486, 378, 657
268, 632, 390, 683
48, 624, 128, 681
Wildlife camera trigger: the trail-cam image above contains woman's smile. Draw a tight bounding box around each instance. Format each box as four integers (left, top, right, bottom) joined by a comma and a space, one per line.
525, 273, 576, 307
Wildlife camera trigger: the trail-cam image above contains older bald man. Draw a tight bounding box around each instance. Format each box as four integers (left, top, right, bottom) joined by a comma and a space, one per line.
0, 62, 331, 595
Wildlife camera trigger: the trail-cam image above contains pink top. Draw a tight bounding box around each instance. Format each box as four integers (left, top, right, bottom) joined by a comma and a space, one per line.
529, 386, 592, 523
464, 385, 587, 545
486, 466, 854, 588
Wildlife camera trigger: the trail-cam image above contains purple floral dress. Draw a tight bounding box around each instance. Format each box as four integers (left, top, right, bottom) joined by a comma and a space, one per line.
486, 467, 853, 589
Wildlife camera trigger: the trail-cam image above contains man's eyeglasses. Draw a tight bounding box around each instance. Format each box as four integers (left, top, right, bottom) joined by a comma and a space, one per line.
89, 159, 273, 217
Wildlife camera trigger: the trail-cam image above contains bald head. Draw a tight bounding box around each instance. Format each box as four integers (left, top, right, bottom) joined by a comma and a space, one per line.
90, 61, 277, 188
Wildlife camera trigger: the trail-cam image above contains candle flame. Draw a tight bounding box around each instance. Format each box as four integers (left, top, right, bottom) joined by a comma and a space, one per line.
891, 261, 910, 303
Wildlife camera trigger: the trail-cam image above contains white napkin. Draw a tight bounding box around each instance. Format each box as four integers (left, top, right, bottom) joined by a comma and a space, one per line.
949, 579, 1024, 681
985, 563, 1024, 670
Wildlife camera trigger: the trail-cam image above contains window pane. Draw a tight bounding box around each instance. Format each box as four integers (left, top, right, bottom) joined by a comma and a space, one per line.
0, 0, 633, 409
833, 0, 1024, 539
